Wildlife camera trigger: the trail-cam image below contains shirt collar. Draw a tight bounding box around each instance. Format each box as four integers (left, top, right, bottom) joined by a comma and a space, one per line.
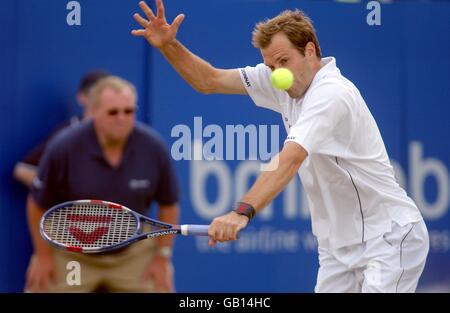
310, 56, 340, 87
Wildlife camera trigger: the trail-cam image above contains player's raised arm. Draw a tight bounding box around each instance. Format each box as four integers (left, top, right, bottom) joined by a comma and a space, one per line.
131, 0, 246, 95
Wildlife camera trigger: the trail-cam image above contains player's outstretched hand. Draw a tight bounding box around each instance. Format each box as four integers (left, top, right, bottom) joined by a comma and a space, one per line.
131, 0, 184, 49
208, 212, 249, 247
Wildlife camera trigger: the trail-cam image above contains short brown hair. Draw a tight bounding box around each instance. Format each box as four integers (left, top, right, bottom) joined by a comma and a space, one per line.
252, 9, 321, 58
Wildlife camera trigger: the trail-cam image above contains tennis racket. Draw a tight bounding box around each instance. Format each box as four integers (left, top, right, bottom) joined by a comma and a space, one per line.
40, 199, 209, 253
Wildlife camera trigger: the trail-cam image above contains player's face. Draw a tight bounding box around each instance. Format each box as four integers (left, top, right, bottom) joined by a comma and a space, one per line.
93, 86, 136, 144
261, 32, 321, 99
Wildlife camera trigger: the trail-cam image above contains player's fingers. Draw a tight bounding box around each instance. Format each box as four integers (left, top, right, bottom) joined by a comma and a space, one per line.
220, 220, 238, 241
156, 0, 165, 19
208, 227, 218, 246
171, 14, 185, 33
207, 224, 215, 238
208, 219, 221, 240
223, 226, 235, 241
139, 1, 156, 22
131, 29, 147, 37
215, 227, 226, 242
133, 13, 149, 29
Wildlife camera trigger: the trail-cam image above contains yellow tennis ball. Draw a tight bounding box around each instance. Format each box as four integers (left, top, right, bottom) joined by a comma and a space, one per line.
271, 68, 294, 90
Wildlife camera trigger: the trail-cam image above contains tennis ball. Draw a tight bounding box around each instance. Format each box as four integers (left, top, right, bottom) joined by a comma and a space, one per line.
271, 68, 294, 90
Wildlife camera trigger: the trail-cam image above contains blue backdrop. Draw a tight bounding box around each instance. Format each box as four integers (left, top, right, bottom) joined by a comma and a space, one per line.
0, 0, 449, 292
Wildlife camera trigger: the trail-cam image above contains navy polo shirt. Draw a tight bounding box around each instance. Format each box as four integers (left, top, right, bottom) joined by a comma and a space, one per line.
31, 120, 179, 214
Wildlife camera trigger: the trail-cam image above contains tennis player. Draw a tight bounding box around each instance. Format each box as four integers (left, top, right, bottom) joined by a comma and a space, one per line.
132, 0, 429, 292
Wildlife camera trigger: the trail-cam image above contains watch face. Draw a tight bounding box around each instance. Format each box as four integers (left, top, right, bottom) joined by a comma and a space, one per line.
236, 204, 249, 214
234, 202, 255, 219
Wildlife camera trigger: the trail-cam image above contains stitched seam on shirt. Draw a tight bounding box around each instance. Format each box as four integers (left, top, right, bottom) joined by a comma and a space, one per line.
335, 157, 365, 243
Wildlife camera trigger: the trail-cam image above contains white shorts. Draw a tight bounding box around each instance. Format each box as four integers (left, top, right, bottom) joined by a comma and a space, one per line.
315, 219, 429, 293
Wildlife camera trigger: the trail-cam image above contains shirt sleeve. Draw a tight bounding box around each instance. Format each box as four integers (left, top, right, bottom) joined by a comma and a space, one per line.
30, 137, 67, 209
21, 141, 47, 166
284, 81, 350, 155
239, 63, 282, 114
21, 120, 73, 166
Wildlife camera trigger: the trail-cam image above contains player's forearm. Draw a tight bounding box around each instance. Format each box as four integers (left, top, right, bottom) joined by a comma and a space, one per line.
241, 160, 300, 213
160, 40, 219, 94
26, 195, 52, 257
241, 144, 306, 213
156, 203, 179, 248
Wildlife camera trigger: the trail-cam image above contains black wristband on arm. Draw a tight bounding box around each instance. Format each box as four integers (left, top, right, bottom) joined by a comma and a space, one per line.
233, 202, 256, 221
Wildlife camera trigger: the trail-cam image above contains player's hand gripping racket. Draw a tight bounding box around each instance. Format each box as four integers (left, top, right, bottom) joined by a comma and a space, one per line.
40, 200, 209, 253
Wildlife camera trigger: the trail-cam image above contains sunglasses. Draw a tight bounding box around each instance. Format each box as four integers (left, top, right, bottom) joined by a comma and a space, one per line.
107, 107, 136, 116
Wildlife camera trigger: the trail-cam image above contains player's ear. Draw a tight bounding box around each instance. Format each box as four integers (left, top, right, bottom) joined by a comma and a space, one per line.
305, 42, 316, 58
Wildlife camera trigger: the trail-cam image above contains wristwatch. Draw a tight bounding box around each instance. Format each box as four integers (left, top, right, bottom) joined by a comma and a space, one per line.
156, 246, 173, 258
233, 202, 256, 222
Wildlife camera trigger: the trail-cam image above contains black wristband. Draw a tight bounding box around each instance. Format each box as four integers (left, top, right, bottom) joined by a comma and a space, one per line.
233, 202, 256, 221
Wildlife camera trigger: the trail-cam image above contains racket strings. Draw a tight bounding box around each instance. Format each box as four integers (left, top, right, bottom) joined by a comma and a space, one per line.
43, 204, 137, 249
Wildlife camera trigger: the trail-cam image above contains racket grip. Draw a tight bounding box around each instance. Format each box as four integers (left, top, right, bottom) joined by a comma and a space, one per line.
181, 224, 209, 236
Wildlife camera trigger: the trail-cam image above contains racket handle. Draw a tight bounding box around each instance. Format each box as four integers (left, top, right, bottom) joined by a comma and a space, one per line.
181, 224, 209, 236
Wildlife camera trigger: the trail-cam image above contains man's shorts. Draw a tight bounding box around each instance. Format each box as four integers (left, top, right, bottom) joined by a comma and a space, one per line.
315, 219, 429, 293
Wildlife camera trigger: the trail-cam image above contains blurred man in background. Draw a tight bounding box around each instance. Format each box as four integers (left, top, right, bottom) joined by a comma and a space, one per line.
13, 70, 110, 188
25, 76, 180, 292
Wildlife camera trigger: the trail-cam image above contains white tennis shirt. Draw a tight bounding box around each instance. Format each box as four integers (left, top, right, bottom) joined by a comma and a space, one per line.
239, 57, 423, 249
